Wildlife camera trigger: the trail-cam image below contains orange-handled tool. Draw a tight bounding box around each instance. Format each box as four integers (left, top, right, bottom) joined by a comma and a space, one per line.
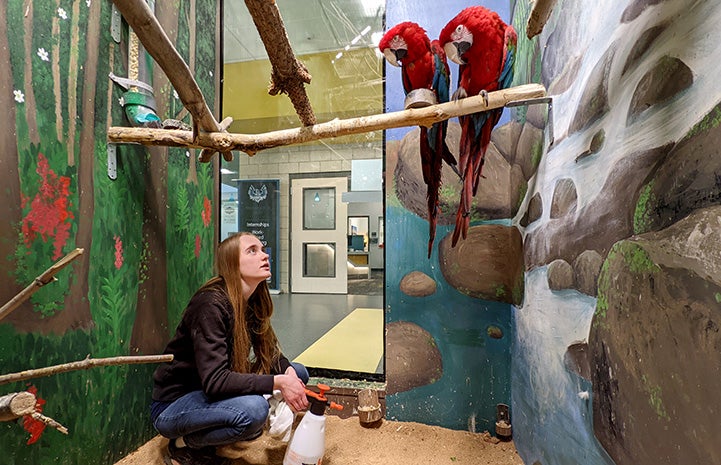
305, 383, 343, 411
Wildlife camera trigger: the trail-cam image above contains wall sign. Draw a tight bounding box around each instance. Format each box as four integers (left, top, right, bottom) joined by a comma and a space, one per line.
237, 179, 280, 291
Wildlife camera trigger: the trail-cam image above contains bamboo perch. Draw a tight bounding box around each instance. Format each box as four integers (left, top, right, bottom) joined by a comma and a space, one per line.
0, 248, 84, 322
527, 0, 559, 39
108, 83, 546, 156
109, 1, 220, 135
0, 354, 174, 386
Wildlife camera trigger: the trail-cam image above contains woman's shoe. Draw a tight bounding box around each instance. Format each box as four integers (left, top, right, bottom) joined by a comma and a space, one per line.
165, 439, 228, 465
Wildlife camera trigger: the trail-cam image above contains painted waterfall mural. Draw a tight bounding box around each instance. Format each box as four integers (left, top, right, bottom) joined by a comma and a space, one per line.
385, 0, 721, 464
512, 0, 721, 464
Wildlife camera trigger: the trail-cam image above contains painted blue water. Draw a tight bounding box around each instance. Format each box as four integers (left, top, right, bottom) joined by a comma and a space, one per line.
385, 205, 513, 432
512, 268, 615, 465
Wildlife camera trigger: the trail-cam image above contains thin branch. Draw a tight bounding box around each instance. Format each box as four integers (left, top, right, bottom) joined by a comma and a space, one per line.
30, 411, 69, 435
108, 83, 546, 156
0, 248, 84, 322
0, 354, 174, 386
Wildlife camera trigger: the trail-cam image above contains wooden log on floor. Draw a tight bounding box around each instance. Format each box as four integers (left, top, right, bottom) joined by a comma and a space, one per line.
0, 391, 36, 422
107, 83, 546, 156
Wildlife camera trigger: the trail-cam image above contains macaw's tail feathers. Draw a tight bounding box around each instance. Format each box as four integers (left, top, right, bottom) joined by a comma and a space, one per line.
451, 169, 474, 247
426, 177, 441, 258
451, 202, 470, 247
471, 151, 487, 196
442, 139, 461, 179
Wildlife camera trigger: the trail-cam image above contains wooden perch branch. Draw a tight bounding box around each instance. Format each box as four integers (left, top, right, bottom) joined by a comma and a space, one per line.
0, 392, 69, 435
110, 1, 220, 133
0, 354, 174, 386
244, 0, 316, 126
527, 0, 559, 39
0, 391, 36, 421
107, 83, 546, 156
0, 248, 84, 322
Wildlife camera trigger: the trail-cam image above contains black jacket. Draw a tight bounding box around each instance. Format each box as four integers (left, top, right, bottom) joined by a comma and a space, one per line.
152, 287, 290, 402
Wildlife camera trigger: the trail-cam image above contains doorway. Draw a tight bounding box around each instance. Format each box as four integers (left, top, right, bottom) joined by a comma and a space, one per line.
290, 177, 348, 294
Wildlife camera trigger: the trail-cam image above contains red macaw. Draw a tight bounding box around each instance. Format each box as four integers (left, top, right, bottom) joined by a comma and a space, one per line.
439, 7, 517, 247
379, 21, 458, 258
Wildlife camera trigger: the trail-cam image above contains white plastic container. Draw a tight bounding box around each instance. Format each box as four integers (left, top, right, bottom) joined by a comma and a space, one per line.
283, 383, 342, 465
282, 407, 326, 465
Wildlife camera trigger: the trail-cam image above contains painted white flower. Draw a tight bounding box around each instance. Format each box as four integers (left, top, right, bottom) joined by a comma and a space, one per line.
173, 89, 179, 99
58, 7, 67, 20
14, 90, 25, 103
209, 70, 213, 78
37, 48, 49, 61
86, 0, 91, 7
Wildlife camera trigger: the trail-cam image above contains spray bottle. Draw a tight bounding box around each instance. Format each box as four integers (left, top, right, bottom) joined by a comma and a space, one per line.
283, 383, 343, 465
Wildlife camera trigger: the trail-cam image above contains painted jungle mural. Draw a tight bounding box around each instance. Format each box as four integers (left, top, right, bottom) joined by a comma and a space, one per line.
0, 1, 218, 464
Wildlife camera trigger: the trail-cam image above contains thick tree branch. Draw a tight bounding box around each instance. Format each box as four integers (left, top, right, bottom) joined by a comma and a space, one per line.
244, 0, 316, 126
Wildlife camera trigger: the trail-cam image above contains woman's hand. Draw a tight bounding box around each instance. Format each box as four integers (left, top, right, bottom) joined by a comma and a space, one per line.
273, 373, 308, 412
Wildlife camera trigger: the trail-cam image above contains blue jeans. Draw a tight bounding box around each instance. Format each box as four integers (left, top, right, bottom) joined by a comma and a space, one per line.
152, 362, 309, 448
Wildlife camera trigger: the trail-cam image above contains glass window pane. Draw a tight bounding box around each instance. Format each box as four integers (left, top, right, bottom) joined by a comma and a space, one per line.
303, 243, 336, 277
303, 187, 335, 230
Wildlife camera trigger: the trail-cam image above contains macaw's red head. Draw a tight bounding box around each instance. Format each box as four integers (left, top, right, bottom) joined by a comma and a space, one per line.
379, 21, 431, 67
439, 6, 506, 67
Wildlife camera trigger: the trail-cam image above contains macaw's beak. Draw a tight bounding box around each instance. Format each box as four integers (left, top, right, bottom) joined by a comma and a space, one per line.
383, 48, 401, 67
444, 41, 469, 65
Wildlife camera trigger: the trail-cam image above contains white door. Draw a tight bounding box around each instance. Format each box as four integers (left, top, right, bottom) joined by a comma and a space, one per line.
290, 177, 348, 293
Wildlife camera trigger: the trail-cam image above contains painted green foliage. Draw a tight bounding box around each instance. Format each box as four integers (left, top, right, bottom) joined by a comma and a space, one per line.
1, 1, 218, 464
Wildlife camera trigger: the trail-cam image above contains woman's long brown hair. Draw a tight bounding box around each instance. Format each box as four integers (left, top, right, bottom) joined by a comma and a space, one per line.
199, 232, 281, 374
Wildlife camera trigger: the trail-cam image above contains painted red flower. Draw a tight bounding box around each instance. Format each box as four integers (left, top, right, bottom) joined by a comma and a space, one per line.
201, 196, 212, 227
114, 235, 124, 269
22, 385, 47, 445
21, 153, 74, 259
195, 234, 202, 258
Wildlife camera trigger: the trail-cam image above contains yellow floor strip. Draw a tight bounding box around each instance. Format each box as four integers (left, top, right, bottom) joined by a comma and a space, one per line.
293, 308, 383, 373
